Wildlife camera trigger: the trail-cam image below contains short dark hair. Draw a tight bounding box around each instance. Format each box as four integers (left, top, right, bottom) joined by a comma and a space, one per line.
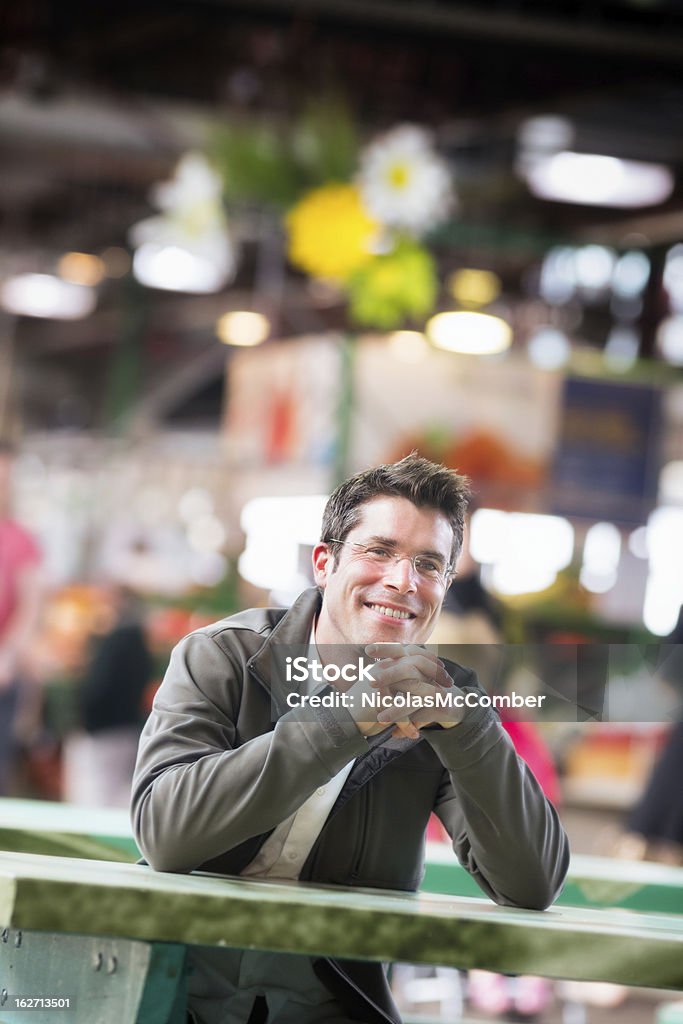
321, 454, 470, 566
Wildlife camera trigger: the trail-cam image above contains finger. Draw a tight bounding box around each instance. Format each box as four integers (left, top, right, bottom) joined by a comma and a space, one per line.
370, 654, 451, 689
366, 642, 441, 663
391, 720, 421, 740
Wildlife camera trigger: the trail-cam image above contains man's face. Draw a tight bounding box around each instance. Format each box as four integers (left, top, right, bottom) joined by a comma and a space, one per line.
313, 495, 454, 646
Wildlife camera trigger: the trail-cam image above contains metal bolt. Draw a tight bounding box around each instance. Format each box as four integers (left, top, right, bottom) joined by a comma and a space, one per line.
106, 956, 118, 975
1, 928, 8, 943
93, 951, 103, 971
1, 988, 8, 1006
14, 931, 22, 948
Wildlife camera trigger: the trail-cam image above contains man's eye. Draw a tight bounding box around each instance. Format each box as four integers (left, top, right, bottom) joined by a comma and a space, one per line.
366, 547, 392, 559
415, 559, 441, 574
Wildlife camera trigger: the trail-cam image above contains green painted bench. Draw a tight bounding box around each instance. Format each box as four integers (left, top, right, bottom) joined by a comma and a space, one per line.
2, 798, 683, 915
1, 849, 683, 1024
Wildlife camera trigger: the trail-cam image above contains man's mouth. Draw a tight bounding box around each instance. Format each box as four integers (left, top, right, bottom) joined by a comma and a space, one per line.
365, 603, 415, 621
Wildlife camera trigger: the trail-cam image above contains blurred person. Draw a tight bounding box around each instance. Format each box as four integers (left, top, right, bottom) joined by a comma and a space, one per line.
432, 508, 559, 1021
619, 609, 683, 865
63, 585, 152, 808
0, 440, 43, 795
132, 455, 568, 1024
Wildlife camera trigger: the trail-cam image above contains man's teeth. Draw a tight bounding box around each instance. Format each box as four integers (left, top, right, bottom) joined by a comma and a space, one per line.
369, 604, 411, 620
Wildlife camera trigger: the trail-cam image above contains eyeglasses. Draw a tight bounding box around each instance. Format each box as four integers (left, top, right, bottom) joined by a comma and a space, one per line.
327, 539, 454, 586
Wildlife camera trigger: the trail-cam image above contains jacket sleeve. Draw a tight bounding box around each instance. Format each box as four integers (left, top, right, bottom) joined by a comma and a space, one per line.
423, 702, 569, 911
131, 631, 368, 873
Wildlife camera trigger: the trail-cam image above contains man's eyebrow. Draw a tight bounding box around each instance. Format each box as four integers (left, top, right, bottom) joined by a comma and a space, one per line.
363, 535, 449, 561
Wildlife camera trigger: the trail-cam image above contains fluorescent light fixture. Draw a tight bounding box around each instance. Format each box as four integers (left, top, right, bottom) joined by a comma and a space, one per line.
538, 246, 576, 304
133, 243, 229, 294
524, 152, 674, 208
583, 522, 621, 575
579, 567, 617, 594
604, 325, 639, 372
657, 315, 683, 366
239, 495, 328, 591
427, 311, 512, 355
644, 506, 683, 631
0, 273, 96, 319
659, 460, 683, 505
527, 327, 570, 370
612, 251, 650, 299
216, 311, 270, 347
643, 571, 683, 636
664, 244, 683, 314
628, 526, 648, 560
574, 245, 616, 293
471, 509, 574, 596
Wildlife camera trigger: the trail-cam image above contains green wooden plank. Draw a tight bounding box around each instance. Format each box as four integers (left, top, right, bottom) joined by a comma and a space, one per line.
423, 842, 683, 915
0, 798, 139, 860
1, 852, 683, 988
3, 801, 683, 915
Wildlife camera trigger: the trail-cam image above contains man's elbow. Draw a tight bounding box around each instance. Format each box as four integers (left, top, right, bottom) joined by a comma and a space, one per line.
132, 791, 194, 875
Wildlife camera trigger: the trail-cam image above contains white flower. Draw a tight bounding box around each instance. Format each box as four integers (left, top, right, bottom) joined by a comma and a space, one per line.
129, 152, 235, 292
358, 125, 454, 235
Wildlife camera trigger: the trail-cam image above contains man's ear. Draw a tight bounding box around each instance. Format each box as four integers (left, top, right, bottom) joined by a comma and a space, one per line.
312, 543, 332, 588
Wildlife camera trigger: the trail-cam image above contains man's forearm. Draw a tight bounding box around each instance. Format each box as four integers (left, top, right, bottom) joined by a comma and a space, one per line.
426, 708, 569, 911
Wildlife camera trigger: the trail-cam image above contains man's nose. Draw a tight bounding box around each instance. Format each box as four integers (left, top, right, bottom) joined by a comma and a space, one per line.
383, 555, 418, 593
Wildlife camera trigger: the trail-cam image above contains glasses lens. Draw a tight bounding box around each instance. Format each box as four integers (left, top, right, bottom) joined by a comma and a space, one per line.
414, 557, 446, 580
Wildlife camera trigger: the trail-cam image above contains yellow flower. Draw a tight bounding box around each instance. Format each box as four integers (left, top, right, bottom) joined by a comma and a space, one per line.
286, 184, 378, 281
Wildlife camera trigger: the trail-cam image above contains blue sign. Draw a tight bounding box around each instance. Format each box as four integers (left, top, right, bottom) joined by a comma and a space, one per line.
551, 377, 661, 524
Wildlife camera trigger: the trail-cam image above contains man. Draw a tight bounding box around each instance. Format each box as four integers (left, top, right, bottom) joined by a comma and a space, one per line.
0, 440, 43, 795
132, 455, 569, 1024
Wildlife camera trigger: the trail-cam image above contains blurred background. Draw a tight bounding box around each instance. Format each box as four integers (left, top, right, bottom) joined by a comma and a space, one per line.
2, 3, 683, 1019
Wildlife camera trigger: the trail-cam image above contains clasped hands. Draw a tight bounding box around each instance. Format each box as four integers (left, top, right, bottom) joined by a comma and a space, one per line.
348, 643, 465, 739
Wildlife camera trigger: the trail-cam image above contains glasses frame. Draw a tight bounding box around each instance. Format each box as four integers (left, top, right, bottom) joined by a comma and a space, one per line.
326, 538, 455, 587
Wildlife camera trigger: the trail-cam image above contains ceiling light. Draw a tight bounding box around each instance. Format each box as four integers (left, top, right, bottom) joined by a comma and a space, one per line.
388, 330, 428, 363
628, 526, 648, 560
604, 326, 639, 372
574, 246, 616, 293
0, 273, 96, 319
664, 244, 683, 314
657, 315, 683, 366
538, 247, 576, 304
579, 567, 617, 594
426, 311, 512, 355
583, 522, 621, 575
58, 252, 106, 286
527, 327, 570, 370
659, 460, 683, 505
133, 243, 228, 294
612, 251, 650, 299
448, 268, 501, 308
216, 311, 270, 347
524, 152, 674, 208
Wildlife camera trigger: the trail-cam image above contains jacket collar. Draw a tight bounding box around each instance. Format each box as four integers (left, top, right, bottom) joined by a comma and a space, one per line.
246, 587, 322, 709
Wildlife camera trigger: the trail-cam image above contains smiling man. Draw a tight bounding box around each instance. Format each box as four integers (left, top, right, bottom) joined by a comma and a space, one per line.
132, 454, 569, 1024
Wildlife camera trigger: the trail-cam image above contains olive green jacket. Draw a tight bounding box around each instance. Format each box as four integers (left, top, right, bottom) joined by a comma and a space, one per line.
132, 588, 569, 1023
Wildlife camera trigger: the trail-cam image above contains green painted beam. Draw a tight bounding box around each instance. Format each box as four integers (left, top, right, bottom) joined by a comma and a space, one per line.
3, 801, 683, 915
0, 798, 139, 861
1, 852, 683, 988
423, 842, 683, 916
